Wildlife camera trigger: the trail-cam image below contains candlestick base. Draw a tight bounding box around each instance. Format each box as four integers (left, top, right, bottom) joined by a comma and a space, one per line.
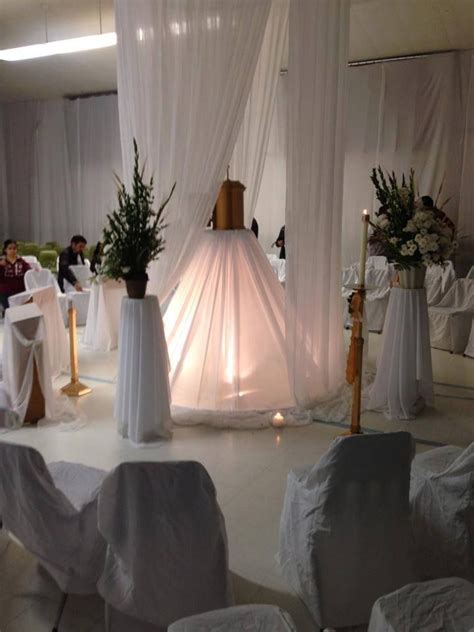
61, 380, 92, 397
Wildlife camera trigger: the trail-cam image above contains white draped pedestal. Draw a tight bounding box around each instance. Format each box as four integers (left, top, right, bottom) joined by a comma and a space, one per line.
115, 296, 172, 444
8, 285, 69, 377
84, 280, 126, 352
368, 288, 434, 420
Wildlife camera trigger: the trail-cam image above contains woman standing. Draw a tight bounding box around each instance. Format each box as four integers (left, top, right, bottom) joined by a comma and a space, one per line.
0, 240, 31, 312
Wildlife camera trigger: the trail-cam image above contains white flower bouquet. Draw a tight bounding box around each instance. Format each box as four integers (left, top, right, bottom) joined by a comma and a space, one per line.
370, 167, 456, 269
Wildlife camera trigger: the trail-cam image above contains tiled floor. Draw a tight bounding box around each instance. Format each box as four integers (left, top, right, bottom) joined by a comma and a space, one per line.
0, 328, 472, 631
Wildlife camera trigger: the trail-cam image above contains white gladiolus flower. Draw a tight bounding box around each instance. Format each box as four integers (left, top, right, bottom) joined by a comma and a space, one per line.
399, 187, 410, 204
121, 266, 131, 274
376, 214, 390, 229
403, 220, 417, 233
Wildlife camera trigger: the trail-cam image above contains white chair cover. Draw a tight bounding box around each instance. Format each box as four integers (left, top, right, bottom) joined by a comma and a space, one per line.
266, 253, 286, 283
425, 261, 456, 306
342, 263, 390, 332
22, 255, 42, 271
8, 284, 69, 377
83, 279, 126, 351
67, 264, 93, 288
464, 321, 474, 357
0, 442, 107, 593
466, 266, 474, 280
168, 605, 297, 632
62, 264, 92, 325
97, 461, 233, 629
429, 279, 474, 353
278, 432, 416, 629
410, 443, 474, 580
24, 267, 69, 327
368, 578, 474, 632
1, 303, 54, 427
367, 255, 388, 270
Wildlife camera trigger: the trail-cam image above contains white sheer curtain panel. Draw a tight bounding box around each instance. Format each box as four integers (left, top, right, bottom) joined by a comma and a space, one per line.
458, 51, 474, 276
65, 95, 123, 243
229, 0, 288, 228
253, 73, 287, 254
286, 0, 349, 408
115, 0, 271, 302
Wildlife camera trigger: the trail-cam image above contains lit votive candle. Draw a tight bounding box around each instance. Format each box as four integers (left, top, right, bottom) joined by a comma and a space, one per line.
272, 412, 285, 428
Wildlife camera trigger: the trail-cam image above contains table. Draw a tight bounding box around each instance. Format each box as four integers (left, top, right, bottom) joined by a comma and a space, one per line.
115, 296, 172, 443
368, 288, 434, 420
83, 280, 126, 351
9, 286, 69, 377
2, 303, 54, 427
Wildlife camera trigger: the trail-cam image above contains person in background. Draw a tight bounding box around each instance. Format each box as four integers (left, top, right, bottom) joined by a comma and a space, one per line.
58, 235, 87, 293
90, 241, 102, 275
0, 239, 31, 312
251, 218, 259, 239
275, 225, 285, 259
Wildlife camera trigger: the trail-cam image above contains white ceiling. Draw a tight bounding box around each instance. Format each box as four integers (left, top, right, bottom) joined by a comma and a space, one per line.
0, 0, 473, 102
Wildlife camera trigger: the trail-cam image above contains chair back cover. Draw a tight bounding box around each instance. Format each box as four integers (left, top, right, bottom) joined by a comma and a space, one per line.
278, 432, 416, 628
410, 443, 474, 579
368, 577, 474, 632
97, 461, 233, 627
24, 268, 61, 293
425, 261, 456, 306
434, 278, 474, 311
22, 255, 42, 271
168, 605, 297, 632
367, 255, 387, 269
466, 266, 474, 280
0, 442, 105, 592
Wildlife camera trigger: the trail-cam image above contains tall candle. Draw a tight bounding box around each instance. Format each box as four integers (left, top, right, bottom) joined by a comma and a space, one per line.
359, 209, 370, 286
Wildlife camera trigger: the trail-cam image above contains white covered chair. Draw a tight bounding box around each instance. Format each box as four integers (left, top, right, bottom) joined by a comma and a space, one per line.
97, 461, 233, 631
63, 264, 92, 326
0, 442, 107, 630
368, 577, 474, 632
168, 605, 297, 631
425, 261, 456, 306
24, 268, 68, 323
466, 265, 474, 280
410, 443, 474, 580
278, 432, 416, 630
22, 255, 42, 271
428, 279, 474, 353
342, 262, 390, 332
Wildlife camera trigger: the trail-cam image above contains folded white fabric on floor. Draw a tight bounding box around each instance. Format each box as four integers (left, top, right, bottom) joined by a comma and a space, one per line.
429, 279, 474, 353
97, 461, 233, 630
0, 442, 107, 594
368, 577, 474, 632
410, 443, 474, 580
278, 432, 416, 629
168, 605, 297, 631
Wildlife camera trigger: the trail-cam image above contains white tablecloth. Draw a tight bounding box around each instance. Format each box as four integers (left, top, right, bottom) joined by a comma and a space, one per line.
368, 288, 434, 420
115, 296, 172, 443
1, 303, 54, 427
8, 286, 69, 377
83, 280, 126, 352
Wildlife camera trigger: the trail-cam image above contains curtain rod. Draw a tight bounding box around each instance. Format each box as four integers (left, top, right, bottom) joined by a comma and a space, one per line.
279, 48, 458, 74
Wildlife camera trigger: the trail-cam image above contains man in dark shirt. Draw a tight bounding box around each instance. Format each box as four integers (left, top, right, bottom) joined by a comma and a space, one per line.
58, 235, 87, 292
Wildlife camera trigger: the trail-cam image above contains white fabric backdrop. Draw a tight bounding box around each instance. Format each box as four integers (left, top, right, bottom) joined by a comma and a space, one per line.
285, 0, 349, 408
115, 0, 271, 302
229, 0, 288, 229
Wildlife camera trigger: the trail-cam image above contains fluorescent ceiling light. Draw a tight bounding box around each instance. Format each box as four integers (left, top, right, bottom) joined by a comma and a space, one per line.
0, 32, 117, 62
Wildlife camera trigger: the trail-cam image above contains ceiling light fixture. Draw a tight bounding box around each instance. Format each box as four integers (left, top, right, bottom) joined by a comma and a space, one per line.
0, 0, 116, 62
0, 32, 117, 61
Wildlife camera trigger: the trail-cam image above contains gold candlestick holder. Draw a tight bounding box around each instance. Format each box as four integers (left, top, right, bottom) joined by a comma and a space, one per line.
344, 284, 366, 435
61, 302, 91, 397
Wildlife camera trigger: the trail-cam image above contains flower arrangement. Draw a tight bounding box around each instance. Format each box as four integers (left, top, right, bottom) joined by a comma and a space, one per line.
101, 140, 175, 294
370, 167, 456, 269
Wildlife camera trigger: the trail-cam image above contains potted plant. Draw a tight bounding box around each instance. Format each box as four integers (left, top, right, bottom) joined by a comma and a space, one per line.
101, 140, 175, 299
369, 167, 456, 288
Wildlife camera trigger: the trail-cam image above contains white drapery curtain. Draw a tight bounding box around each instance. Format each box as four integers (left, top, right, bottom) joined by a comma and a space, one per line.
286, 0, 349, 408
229, 0, 288, 229
458, 51, 474, 276
115, 0, 271, 302
0, 95, 122, 245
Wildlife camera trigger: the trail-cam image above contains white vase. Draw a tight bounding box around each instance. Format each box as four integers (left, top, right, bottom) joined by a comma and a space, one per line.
398, 266, 426, 289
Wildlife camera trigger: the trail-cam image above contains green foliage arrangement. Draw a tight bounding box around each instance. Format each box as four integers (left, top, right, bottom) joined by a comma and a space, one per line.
101, 140, 175, 281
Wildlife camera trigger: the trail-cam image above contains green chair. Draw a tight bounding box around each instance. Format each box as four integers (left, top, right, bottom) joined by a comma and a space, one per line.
20, 242, 41, 258
39, 250, 58, 271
